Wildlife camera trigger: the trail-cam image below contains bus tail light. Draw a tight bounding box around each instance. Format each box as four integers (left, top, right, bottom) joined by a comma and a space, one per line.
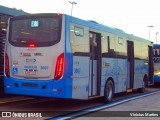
5, 53, 10, 77
54, 53, 64, 80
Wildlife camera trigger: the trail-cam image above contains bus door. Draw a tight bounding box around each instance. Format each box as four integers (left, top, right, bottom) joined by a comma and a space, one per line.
89, 32, 101, 97
127, 41, 134, 90
148, 46, 154, 84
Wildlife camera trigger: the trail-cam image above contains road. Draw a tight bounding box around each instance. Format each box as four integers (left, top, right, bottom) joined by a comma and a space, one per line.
0, 85, 159, 120
74, 91, 160, 120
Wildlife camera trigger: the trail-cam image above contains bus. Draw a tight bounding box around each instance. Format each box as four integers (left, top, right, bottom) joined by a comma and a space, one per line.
4, 13, 153, 102
153, 44, 160, 85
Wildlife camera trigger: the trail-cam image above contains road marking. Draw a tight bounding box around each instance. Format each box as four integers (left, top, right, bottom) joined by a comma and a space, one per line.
51, 90, 160, 120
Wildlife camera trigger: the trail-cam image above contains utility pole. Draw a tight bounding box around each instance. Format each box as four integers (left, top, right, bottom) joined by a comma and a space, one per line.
156, 32, 159, 44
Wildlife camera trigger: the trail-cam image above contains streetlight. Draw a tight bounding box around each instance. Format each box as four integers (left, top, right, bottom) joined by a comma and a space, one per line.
156, 32, 159, 44
68, 1, 77, 17
147, 26, 154, 40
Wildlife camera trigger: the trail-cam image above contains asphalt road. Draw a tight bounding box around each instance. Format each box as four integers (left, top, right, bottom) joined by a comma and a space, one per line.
0, 85, 159, 120
74, 92, 160, 120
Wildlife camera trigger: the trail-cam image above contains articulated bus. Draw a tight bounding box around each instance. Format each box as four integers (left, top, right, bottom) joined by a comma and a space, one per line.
153, 44, 160, 85
4, 13, 153, 102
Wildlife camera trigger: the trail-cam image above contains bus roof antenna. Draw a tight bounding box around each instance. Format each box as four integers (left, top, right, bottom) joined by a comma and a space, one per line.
68, 1, 77, 17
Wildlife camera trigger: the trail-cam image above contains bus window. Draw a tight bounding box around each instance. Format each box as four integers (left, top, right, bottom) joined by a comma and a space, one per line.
90, 33, 98, 60
141, 43, 148, 60
9, 15, 62, 47
101, 35, 108, 56
134, 41, 142, 60
70, 24, 89, 56
154, 48, 160, 57
115, 37, 127, 58
102, 35, 116, 57
74, 26, 84, 37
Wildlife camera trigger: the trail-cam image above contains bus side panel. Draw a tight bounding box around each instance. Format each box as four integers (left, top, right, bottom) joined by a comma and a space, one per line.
134, 60, 147, 89
72, 56, 90, 99
68, 22, 90, 99
117, 59, 127, 92
101, 58, 118, 95
101, 59, 127, 95
154, 75, 160, 83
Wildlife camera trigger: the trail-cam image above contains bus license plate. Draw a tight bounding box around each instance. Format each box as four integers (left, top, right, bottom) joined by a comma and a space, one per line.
24, 69, 38, 75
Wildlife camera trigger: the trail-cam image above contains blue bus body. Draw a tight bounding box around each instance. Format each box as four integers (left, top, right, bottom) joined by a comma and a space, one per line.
4, 13, 153, 102
153, 44, 160, 84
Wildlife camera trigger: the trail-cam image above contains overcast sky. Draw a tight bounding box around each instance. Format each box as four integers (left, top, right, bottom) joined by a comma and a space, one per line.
1, 0, 160, 43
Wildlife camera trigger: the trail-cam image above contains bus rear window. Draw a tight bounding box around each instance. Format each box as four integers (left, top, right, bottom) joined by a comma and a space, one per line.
9, 15, 62, 47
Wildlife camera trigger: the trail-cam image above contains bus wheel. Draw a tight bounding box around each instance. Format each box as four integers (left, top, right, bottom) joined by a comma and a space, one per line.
138, 77, 146, 93
104, 80, 114, 103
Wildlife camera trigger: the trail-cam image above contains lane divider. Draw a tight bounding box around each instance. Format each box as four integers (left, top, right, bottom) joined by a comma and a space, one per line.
50, 90, 160, 120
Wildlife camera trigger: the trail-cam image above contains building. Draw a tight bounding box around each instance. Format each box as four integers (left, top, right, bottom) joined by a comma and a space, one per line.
0, 5, 28, 93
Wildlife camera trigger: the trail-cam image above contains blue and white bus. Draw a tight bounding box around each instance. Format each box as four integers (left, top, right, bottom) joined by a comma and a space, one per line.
4, 13, 153, 102
153, 44, 160, 85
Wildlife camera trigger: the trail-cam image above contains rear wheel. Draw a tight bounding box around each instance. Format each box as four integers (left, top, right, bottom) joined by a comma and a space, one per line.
138, 76, 147, 93
104, 80, 114, 103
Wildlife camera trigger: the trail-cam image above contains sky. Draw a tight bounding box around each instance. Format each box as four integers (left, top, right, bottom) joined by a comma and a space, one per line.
1, 0, 160, 43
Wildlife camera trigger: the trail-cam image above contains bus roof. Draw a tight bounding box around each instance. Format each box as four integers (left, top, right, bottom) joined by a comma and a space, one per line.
65, 14, 152, 44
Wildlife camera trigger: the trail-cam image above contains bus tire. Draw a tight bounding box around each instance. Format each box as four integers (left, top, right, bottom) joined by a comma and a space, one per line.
138, 77, 146, 93
144, 76, 148, 87
104, 80, 114, 103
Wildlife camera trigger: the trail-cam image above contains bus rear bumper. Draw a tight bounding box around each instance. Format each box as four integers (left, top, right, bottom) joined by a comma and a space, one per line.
4, 77, 72, 99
